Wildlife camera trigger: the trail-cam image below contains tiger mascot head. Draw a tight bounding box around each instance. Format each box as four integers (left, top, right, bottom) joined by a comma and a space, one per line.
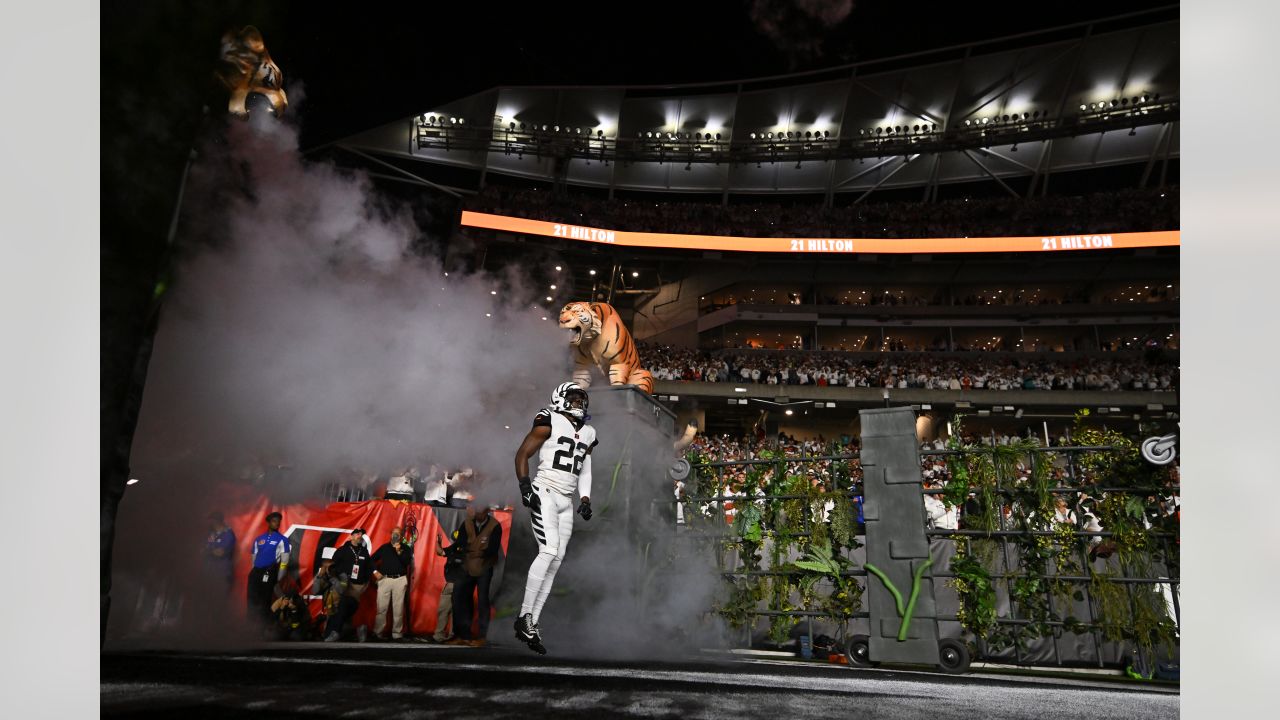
216, 25, 288, 118
558, 301, 655, 395
559, 302, 602, 347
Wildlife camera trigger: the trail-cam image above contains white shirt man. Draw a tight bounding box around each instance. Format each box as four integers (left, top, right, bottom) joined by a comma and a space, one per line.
924, 492, 959, 530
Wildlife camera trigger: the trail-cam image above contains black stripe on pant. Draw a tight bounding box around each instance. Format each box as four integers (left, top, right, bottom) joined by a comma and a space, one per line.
530, 507, 546, 545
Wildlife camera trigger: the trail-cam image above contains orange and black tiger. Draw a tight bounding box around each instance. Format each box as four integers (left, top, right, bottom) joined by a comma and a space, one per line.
558, 301, 654, 394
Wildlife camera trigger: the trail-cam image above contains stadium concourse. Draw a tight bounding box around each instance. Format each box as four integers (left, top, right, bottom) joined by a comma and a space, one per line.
102, 643, 1178, 720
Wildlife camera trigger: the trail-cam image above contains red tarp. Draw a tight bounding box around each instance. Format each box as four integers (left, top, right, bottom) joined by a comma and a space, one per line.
227, 495, 513, 637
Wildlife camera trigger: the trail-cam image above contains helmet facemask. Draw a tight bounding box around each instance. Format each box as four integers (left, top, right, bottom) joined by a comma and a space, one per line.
550, 382, 589, 420
564, 389, 589, 420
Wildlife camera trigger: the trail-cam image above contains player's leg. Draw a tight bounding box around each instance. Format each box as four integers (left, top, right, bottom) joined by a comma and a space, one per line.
518, 484, 562, 644
531, 495, 576, 625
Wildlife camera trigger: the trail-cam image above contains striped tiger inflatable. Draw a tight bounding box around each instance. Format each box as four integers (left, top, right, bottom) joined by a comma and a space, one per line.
559, 301, 654, 394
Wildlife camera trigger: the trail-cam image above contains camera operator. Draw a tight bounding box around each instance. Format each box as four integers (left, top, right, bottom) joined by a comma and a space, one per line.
267, 590, 309, 641
323, 528, 372, 642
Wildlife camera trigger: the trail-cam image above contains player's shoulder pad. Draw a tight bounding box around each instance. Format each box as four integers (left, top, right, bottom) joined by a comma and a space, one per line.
532, 409, 552, 428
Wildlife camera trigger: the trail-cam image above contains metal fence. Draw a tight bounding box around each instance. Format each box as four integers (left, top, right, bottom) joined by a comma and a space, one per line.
675, 442, 1179, 670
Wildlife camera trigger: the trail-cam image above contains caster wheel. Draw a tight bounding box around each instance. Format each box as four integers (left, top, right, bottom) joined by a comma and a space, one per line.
937, 638, 971, 674
844, 634, 876, 668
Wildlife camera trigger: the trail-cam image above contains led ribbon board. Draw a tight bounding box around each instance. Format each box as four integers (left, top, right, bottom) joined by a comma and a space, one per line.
460, 210, 1179, 254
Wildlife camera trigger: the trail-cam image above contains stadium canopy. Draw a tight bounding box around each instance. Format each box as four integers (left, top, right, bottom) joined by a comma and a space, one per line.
332, 10, 1177, 198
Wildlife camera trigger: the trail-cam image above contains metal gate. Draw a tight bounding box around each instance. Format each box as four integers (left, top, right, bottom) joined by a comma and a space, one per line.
676, 407, 1179, 673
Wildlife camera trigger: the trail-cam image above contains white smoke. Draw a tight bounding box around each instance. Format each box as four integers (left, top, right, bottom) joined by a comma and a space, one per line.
109, 110, 569, 645
131, 115, 566, 499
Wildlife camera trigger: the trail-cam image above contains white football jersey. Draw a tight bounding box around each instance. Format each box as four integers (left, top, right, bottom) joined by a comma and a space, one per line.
532, 409, 598, 496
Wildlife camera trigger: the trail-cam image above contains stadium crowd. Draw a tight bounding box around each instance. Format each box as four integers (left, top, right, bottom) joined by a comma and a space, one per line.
464, 185, 1178, 238
680, 430, 1179, 540
640, 345, 1178, 392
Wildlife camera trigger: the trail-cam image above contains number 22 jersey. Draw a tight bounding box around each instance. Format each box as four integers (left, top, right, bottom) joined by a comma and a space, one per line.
532, 409, 598, 496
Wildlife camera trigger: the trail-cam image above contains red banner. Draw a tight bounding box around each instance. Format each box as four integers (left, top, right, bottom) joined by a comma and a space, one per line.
227, 496, 513, 637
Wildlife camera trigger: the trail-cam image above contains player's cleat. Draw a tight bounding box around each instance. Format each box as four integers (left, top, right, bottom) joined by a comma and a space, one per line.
515, 613, 547, 654
515, 613, 537, 643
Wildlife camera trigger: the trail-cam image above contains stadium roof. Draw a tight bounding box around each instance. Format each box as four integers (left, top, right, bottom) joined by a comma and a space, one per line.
330, 11, 1178, 197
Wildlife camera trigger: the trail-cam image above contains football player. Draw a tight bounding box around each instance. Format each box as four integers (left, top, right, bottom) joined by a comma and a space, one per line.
512, 382, 598, 654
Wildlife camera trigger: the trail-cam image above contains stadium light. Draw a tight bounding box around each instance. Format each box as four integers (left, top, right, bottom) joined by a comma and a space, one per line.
589, 269, 597, 275
631, 271, 639, 277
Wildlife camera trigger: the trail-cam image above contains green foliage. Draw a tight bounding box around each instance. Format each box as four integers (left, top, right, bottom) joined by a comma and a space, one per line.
733, 502, 763, 544
718, 575, 764, 630
949, 545, 999, 641
830, 493, 862, 551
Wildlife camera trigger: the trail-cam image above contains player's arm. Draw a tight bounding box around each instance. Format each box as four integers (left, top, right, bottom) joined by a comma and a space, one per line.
577, 442, 596, 520
515, 423, 552, 508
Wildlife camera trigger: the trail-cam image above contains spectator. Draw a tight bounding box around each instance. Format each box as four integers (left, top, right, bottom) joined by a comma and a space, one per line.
204, 510, 235, 594
247, 511, 290, 627
324, 528, 372, 642
386, 467, 416, 502
449, 506, 503, 647
431, 528, 466, 643
422, 464, 449, 506
371, 526, 413, 641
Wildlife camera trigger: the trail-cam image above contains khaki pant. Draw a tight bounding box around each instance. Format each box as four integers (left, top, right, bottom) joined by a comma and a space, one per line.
374, 575, 408, 638
433, 582, 454, 641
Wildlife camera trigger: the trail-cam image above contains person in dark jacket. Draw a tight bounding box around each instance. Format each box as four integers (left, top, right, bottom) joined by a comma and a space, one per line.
323, 529, 372, 642
432, 528, 466, 642
448, 507, 502, 646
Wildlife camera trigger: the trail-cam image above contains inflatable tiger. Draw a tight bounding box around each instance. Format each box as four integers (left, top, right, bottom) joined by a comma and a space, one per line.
216, 26, 288, 118
559, 301, 654, 394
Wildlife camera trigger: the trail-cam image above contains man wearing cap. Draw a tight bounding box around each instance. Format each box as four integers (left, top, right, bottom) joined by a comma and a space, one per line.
324, 528, 372, 642
247, 511, 290, 626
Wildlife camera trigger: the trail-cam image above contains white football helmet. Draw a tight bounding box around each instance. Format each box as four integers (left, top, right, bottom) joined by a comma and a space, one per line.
550, 381, 589, 419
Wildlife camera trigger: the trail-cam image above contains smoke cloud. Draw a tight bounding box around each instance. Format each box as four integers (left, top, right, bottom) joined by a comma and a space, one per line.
748, 0, 856, 70
107, 109, 731, 657
108, 110, 565, 645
